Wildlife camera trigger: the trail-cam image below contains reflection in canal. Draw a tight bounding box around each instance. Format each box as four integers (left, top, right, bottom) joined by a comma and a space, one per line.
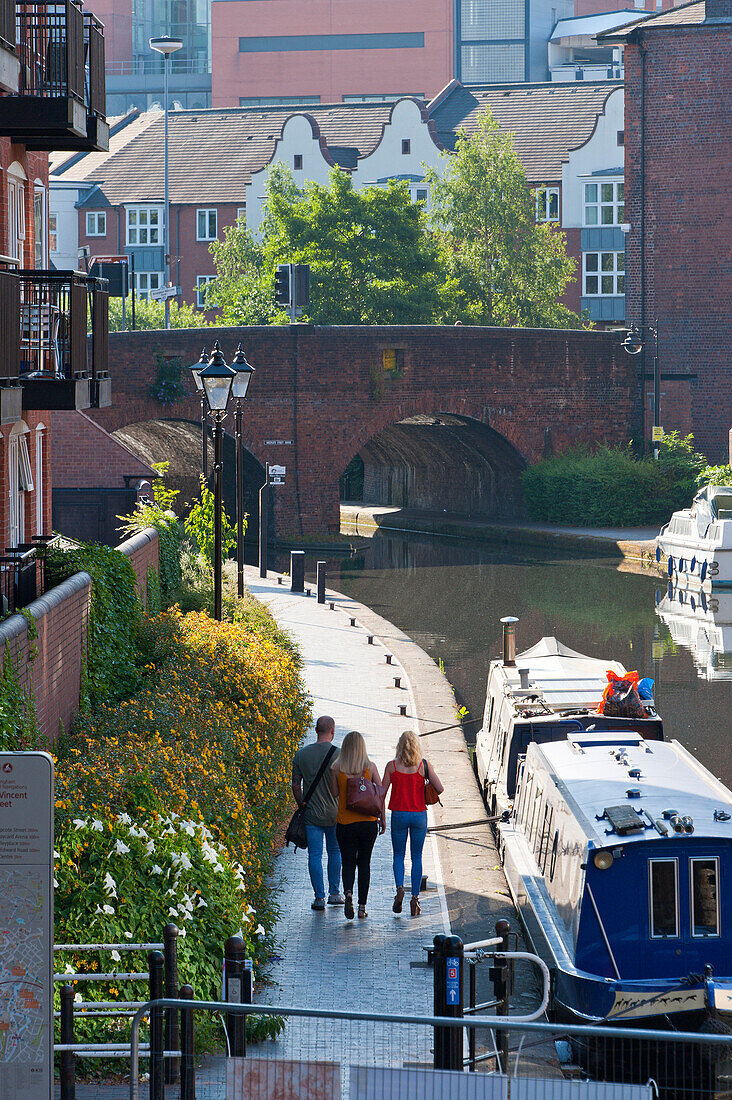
291, 532, 732, 786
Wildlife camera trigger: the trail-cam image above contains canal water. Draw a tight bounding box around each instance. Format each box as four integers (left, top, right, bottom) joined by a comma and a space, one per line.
292, 532, 732, 785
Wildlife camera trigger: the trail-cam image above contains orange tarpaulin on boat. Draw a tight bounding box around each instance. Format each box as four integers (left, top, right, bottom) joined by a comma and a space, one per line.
597, 670, 644, 717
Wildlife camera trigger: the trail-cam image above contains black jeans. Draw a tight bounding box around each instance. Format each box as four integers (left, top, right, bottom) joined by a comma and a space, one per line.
336, 821, 378, 905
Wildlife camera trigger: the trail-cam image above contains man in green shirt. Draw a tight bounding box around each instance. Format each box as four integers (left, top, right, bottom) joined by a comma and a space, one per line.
292, 715, 343, 911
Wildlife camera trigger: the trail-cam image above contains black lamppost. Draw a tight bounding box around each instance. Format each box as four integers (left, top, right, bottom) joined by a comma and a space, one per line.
191, 347, 209, 480
623, 320, 660, 459
198, 342, 236, 620
230, 344, 255, 598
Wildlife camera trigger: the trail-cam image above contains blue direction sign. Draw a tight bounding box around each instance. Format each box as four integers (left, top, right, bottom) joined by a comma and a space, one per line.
446, 956, 460, 1006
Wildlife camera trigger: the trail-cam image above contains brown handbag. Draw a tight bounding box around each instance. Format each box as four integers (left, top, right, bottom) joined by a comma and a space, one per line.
345, 769, 386, 817
424, 761, 441, 807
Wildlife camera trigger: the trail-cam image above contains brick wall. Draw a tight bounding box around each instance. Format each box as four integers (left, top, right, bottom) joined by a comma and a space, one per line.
624, 22, 732, 461
93, 324, 636, 535
0, 528, 159, 740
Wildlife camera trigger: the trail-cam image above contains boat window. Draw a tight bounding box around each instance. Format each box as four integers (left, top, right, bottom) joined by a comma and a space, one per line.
538, 804, 554, 872
517, 772, 531, 826
487, 696, 495, 732
529, 789, 544, 846
549, 831, 559, 881
690, 858, 720, 937
649, 859, 679, 938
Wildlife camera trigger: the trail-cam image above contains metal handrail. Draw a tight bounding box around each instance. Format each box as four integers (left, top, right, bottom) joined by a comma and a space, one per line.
129, 997, 732, 1099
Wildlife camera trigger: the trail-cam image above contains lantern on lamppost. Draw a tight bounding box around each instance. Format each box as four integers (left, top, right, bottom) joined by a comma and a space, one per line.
231, 344, 255, 598
198, 342, 236, 620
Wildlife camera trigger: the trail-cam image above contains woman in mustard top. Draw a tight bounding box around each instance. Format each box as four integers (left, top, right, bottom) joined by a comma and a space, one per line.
330, 730, 384, 920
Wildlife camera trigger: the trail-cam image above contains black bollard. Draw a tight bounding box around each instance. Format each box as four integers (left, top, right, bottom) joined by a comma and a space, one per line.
60, 984, 75, 1100
316, 561, 326, 604
163, 923, 179, 1085
491, 920, 511, 1072
148, 950, 165, 1100
443, 935, 464, 1071
180, 984, 195, 1100
433, 934, 447, 1069
224, 936, 246, 1057
290, 551, 305, 593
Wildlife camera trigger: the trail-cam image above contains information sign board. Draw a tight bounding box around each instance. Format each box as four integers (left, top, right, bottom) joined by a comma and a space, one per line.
269, 464, 286, 486
0, 753, 54, 1100
149, 285, 180, 301
446, 956, 460, 1005
651, 425, 664, 442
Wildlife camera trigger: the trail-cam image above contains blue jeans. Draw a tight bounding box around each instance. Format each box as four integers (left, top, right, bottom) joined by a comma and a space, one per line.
391, 810, 428, 897
305, 823, 341, 899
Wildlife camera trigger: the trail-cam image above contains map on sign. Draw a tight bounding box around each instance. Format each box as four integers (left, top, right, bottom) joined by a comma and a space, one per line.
0, 753, 53, 1100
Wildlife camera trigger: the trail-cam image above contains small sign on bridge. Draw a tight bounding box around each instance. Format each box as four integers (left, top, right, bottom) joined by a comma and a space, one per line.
269, 464, 286, 486
149, 285, 180, 301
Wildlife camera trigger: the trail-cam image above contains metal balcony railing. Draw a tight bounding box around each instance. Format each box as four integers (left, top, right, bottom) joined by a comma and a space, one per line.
0, 546, 37, 615
16, 0, 85, 103
0, 0, 14, 53
84, 10, 104, 117
16, 270, 107, 383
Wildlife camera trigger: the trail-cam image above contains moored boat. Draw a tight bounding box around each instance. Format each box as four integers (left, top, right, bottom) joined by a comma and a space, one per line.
657, 484, 732, 589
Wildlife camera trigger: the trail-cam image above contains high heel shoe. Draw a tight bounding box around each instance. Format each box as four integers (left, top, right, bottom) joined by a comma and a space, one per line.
393, 886, 405, 913
410, 896, 421, 917
358, 904, 367, 919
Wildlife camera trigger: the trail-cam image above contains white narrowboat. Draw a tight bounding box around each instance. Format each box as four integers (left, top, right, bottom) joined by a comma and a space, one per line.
657, 484, 732, 589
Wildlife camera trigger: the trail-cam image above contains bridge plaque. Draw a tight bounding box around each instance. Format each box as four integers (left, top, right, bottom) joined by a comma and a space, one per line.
0, 753, 54, 1100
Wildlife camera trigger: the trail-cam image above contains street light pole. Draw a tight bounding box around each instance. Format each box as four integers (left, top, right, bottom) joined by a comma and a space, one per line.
149, 36, 182, 330
622, 320, 661, 459
198, 342, 236, 621
231, 344, 255, 599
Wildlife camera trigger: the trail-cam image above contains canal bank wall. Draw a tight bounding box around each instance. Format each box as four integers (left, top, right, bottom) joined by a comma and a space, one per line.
341, 503, 665, 577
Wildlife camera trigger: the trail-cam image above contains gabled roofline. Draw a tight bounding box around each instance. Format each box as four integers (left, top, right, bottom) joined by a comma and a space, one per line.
51, 108, 143, 178
355, 96, 449, 165
426, 78, 463, 116
599, 0, 705, 39
249, 111, 339, 180
565, 83, 624, 160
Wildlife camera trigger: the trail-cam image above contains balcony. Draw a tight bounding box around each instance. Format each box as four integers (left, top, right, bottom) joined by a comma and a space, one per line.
0, 0, 108, 151
12, 269, 111, 410
0, 0, 20, 93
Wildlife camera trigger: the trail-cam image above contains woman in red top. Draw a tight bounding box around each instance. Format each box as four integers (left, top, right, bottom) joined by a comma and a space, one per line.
383, 730, 444, 917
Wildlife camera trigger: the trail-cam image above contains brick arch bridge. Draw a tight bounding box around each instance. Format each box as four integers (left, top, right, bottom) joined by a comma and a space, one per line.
95, 325, 638, 536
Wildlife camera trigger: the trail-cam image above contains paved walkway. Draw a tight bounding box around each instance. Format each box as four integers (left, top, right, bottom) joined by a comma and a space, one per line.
240, 567, 452, 1076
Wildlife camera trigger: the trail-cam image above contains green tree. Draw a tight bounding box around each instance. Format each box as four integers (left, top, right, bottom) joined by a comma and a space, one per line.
184, 476, 237, 567
426, 112, 586, 328
209, 166, 444, 325
109, 296, 207, 331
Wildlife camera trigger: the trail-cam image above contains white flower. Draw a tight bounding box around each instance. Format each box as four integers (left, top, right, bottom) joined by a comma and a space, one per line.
196, 897, 208, 909
168, 908, 178, 917
179, 853, 192, 871
103, 872, 117, 897
73, 819, 86, 830
236, 881, 246, 892
145, 839, 155, 855
254, 924, 265, 938
129, 825, 148, 839
113, 839, 130, 856
162, 826, 175, 837
178, 927, 186, 938
74, 992, 82, 1004
245, 904, 256, 916
103, 904, 115, 915
111, 950, 121, 962
53, 849, 60, 860
64, 963, 75, 974
91, 819, 104, 832
151, 864, 163, 875
182, 822, 195, 836
181, 910, 193, 922
118, 813, 132, 825
53, 878, 58, 888
124, 931, 133, 940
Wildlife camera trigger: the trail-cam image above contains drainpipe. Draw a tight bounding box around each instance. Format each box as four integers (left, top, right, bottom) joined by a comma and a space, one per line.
176, 206, 181, 308
638, 32, 647, 450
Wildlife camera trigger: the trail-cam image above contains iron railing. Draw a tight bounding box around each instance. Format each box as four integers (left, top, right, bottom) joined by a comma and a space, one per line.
0, 546, 37, 614
0, 268, 20, 379
16, 0, 85, 103
0, 0, 14, 53
16, 270, 107, 380
83, 10, 104, 116
105, 56, 211, 76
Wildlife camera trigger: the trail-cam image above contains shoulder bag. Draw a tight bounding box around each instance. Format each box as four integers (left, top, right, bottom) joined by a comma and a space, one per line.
423, 760, 442, 807
285, 745, 337, 850
345, 767, 386, 818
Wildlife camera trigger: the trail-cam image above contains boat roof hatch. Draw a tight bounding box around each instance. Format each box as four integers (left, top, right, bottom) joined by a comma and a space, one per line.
569, 731, 646, 752
598, 804, 646, 836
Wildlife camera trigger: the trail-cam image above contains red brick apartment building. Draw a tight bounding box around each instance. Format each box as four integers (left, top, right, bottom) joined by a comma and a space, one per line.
602, 0, 732, 460
0, 0, 149, 608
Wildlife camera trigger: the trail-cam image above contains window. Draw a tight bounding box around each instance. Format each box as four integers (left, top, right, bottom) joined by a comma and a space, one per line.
536, 187, 560, 223
196, 208, 217, 241
549, 831, 559, 881
86, 211, 106, 237
293, 154, 303, 171
8, 424, 33, 548
135, 272, 162, 300
239, 95, 321, 106
414, 189, 428, 203
237, 208, 246, 223
342, 93, 423, 103
34, 187, 45, 268
35, 425, 45, 537
127, 206, 161, 246
49, 214, 58, 253
401, 139, 411, 155
617, 131, 625, 147
8, 167, 26, 263
196, 275, 216, 308
691, 858, 720, 937
649, 859, 679, 938
584, 180, 624, 226
583, 251, 625, 296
